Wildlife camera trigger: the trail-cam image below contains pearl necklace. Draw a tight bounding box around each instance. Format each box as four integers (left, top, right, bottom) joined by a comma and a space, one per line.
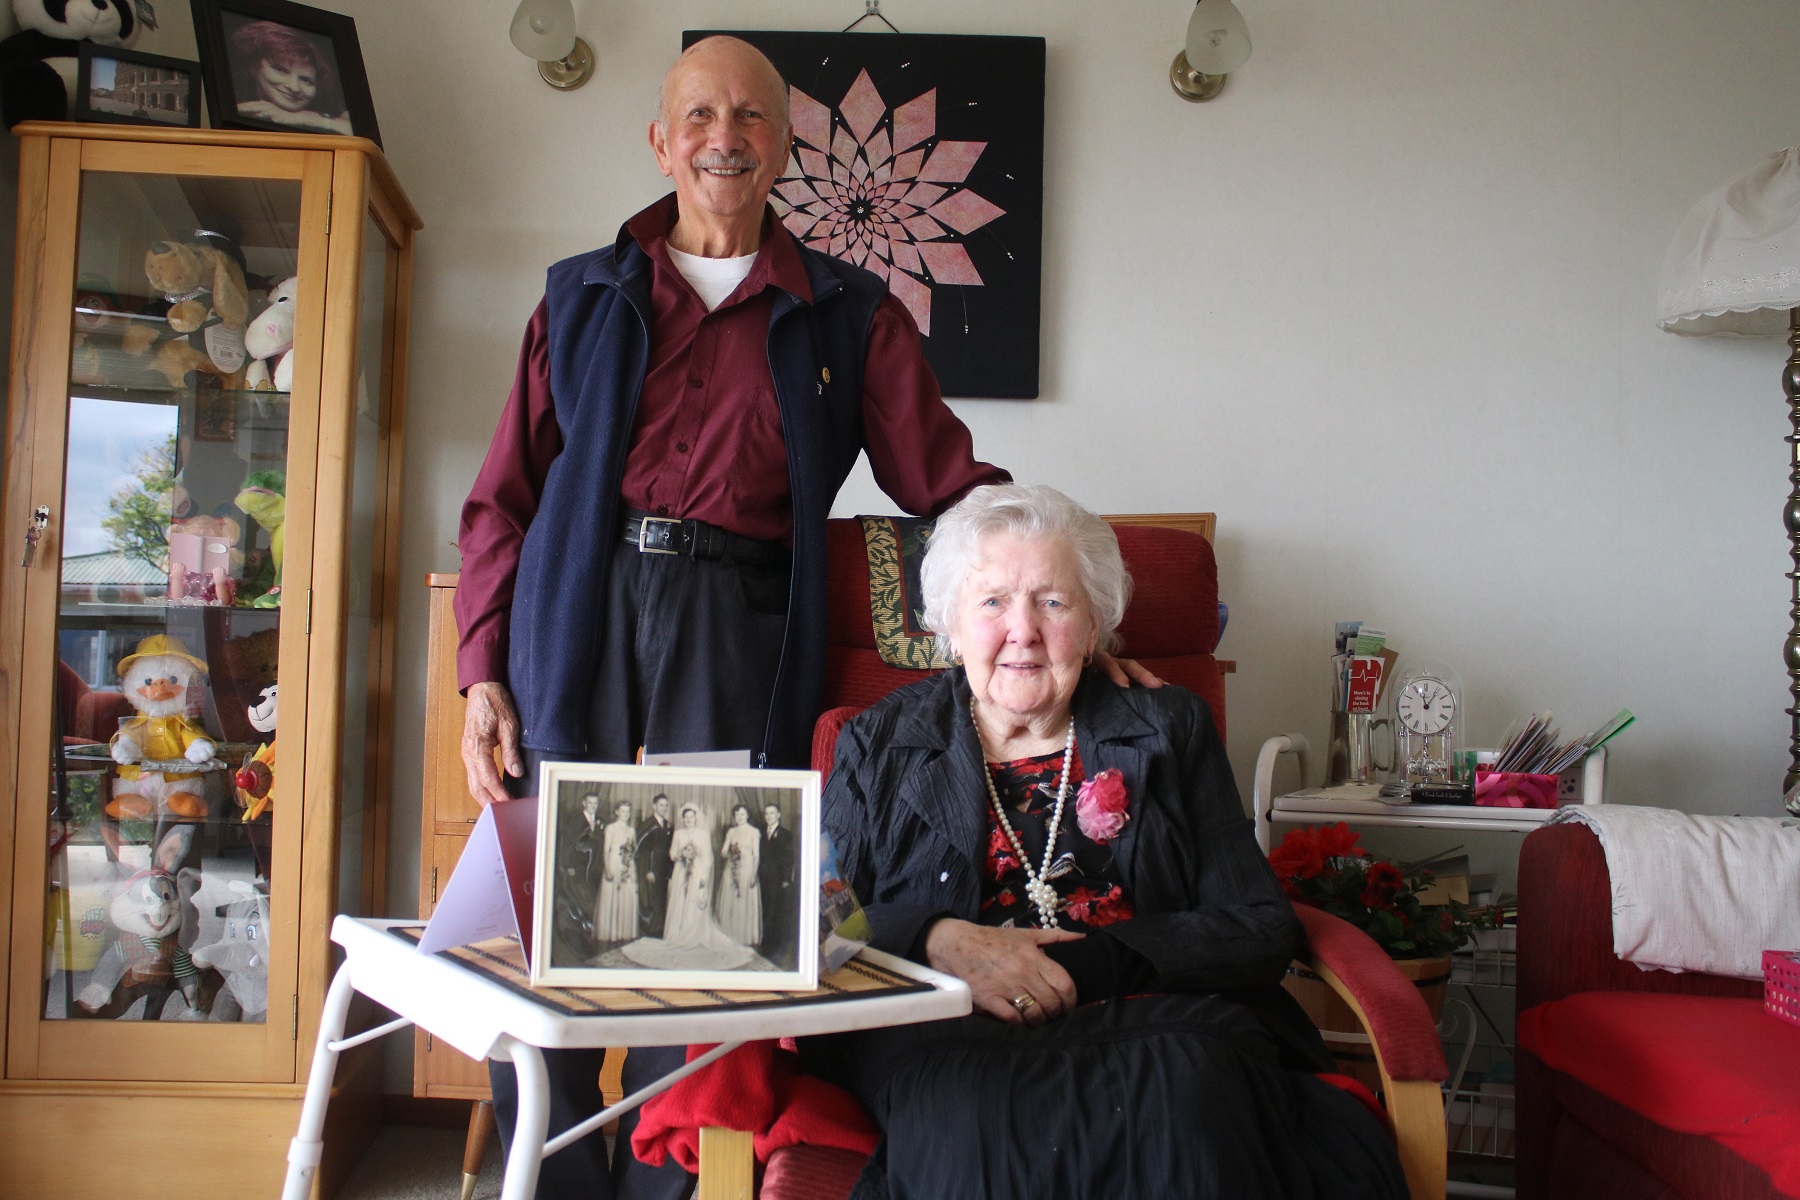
973, 698, 1077, 929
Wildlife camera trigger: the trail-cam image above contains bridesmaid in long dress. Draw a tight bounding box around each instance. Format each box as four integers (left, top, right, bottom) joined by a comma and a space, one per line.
594, 798, 639, 944
716, 803, 763, 946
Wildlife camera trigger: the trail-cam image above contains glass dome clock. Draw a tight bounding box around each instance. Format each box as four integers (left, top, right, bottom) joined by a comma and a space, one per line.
1392, 659, 1464, 789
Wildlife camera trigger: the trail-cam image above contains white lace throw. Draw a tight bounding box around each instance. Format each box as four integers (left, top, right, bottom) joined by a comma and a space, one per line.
1549, 805, 1800, 979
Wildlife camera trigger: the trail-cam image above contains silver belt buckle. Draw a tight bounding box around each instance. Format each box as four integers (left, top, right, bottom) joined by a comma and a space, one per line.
636, 516, 682, 555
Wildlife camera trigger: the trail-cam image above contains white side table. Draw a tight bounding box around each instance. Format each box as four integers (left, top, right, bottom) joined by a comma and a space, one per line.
282, 917, 971, 1200
1250, 737, 1607, 854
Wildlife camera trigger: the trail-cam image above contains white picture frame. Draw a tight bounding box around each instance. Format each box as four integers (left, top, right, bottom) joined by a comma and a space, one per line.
530, 762, 821, 991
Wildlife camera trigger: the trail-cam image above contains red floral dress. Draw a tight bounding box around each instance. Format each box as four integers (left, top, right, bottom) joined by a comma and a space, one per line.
979, 747, 1135, 931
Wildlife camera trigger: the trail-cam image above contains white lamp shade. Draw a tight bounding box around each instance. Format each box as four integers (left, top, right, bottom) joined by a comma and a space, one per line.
511, 0, 576, 62
1186, 0, 1252, 76
1657, 146, 1800, 337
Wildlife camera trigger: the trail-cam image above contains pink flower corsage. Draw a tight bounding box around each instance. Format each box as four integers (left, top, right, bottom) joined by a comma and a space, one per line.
1075, 768, 1130, 844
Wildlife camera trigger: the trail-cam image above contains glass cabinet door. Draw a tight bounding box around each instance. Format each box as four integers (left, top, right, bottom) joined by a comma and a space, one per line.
19, 145, 331, 1083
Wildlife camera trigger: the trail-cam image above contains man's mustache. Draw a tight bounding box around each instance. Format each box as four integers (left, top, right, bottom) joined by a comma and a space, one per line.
693, 152, 759, 171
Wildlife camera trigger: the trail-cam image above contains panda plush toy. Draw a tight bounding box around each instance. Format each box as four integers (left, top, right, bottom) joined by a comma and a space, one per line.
0, 0, 153, 129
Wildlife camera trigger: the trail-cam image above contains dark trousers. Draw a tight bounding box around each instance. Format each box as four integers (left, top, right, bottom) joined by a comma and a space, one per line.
491, 540, 788, 1200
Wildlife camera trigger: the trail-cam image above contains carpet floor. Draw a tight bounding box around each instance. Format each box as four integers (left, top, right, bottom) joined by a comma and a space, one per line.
334, 1125, 505, 1200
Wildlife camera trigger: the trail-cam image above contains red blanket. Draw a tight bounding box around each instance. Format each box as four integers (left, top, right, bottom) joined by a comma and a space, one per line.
631, 1040, 879, 1173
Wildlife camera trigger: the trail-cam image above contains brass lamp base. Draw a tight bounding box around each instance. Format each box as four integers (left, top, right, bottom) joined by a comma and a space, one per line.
539, 36, 595, 90
1170, 50, 1228, 102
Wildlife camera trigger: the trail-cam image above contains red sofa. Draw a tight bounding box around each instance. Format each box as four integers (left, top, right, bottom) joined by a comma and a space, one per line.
1516, 821, 1800, 1200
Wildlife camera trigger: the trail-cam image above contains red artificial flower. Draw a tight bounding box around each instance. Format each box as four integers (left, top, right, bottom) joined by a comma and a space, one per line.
1075, 768, 1130, 843
1360, 861, 1403, 909
1270, 823, 1368, 882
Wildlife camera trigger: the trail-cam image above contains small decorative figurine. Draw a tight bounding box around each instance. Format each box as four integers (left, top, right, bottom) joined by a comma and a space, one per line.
234, 470, 285, 608
234, 682, 277, 822
189, 879, 269, 1023
107, 633, 217, 821
243, 275, 296, 392
76, 824, 213, 1020
165, 514, 242, 606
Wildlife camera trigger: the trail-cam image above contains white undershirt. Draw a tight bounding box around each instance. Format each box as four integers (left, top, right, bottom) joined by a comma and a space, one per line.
666, 246, 758, 312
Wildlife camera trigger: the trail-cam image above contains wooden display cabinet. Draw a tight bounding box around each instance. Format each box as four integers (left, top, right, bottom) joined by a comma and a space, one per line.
0, 123, 419, 1197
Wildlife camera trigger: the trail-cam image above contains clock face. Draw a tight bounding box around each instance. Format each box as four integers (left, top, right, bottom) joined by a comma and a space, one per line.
1396, 676, 1456, 735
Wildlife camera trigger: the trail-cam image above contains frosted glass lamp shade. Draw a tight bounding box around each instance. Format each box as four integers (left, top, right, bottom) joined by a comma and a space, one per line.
1186, 0, 1252, 77
511, 0, 576, 62
1657, 146, 1800, 337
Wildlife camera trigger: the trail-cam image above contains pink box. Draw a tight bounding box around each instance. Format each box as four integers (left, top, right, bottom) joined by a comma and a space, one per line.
1767, 950, 1800, 1029
1473, 769, 1559, 809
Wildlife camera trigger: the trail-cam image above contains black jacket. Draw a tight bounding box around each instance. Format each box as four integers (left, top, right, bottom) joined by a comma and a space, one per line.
820, 668, 1303, 994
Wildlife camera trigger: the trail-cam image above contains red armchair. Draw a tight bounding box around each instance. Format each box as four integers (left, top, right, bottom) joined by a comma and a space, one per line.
1516, 821, 1800, 1200
741, 515, 1450, 1200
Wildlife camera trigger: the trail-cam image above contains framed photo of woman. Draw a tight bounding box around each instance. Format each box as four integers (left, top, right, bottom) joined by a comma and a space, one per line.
191, 0, 380, 145
530, 762, 821, 992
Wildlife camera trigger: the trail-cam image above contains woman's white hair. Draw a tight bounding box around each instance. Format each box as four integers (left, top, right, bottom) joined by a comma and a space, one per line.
920, 483, 1132, 661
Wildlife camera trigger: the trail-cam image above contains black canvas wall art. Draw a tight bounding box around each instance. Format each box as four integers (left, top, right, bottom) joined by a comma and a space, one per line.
686, 31, 1045, 398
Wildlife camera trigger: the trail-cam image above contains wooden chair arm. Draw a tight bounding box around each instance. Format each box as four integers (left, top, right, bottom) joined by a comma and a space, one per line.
1295, 905, 1448, 1200
698, 1126, 754, 1200
1307, 957, 1448, 1200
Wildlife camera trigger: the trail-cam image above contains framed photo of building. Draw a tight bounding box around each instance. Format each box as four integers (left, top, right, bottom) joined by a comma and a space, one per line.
530, 763, 821, 991
191, 0, 381, 145
75, 44, 202, 129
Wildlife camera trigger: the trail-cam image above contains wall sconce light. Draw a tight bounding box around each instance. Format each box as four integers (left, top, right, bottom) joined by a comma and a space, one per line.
1171, 0, 1252, 103
511, 0, 595, 91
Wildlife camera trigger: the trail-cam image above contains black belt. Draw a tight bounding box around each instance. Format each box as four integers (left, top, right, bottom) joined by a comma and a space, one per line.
621, 511, 789, 565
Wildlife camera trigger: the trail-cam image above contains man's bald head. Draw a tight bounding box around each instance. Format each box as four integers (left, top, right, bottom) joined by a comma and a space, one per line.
658, 36, 790, 136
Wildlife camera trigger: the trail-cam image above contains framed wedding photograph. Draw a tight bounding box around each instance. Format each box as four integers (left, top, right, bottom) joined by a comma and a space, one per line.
75, 44, 203, 128
530, 762, 821, 992
191, 0, 381, 145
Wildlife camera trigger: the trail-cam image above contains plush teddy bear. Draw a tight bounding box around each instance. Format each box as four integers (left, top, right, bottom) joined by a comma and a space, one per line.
119, 234, 252, 388
75, 823, 215, 1020
0, 0, 147, 129
107, 633, 217, 821
243, 275, 297, 392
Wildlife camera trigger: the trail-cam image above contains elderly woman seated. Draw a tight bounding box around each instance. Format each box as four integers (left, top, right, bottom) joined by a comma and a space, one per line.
803, 484, 1407, 1199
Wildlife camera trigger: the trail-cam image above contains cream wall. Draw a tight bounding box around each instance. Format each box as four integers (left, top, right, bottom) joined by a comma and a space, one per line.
324, 0, 1800, 913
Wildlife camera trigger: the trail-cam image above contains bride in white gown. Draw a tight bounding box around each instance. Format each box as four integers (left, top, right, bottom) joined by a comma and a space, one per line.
622, 799, 753, 970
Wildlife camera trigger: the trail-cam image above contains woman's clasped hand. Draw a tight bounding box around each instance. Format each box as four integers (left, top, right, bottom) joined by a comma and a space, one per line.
924, 918, 1082, 1025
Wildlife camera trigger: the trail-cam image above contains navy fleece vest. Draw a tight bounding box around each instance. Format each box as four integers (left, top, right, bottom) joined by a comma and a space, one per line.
508, 232, 887, 767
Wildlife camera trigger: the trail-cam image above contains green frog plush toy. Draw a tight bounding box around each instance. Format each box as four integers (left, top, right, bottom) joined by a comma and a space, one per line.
233, 470, 285, 608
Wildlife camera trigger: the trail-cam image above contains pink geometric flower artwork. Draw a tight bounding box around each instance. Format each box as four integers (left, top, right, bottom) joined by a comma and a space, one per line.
771, 68, 1006, 337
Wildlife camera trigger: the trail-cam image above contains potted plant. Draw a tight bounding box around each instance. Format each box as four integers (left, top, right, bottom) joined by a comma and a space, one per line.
1269, 823, 1499, 1081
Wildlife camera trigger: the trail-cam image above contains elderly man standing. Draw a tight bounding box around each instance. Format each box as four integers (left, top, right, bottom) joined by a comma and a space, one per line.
453, 35, 1008, 1200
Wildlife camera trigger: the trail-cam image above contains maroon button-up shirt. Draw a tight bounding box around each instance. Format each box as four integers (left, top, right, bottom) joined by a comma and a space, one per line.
455, 195, 1007, 690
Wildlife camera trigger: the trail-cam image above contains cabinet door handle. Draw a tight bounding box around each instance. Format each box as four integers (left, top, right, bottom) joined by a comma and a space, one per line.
21, 505, 48, 568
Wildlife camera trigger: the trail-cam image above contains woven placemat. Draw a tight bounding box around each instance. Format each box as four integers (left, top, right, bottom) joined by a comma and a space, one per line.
390, 926, 931, 1017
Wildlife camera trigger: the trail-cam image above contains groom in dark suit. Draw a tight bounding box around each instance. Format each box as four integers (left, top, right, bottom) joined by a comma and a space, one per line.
634, 793, 674, 937
758, 800, 798, 961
